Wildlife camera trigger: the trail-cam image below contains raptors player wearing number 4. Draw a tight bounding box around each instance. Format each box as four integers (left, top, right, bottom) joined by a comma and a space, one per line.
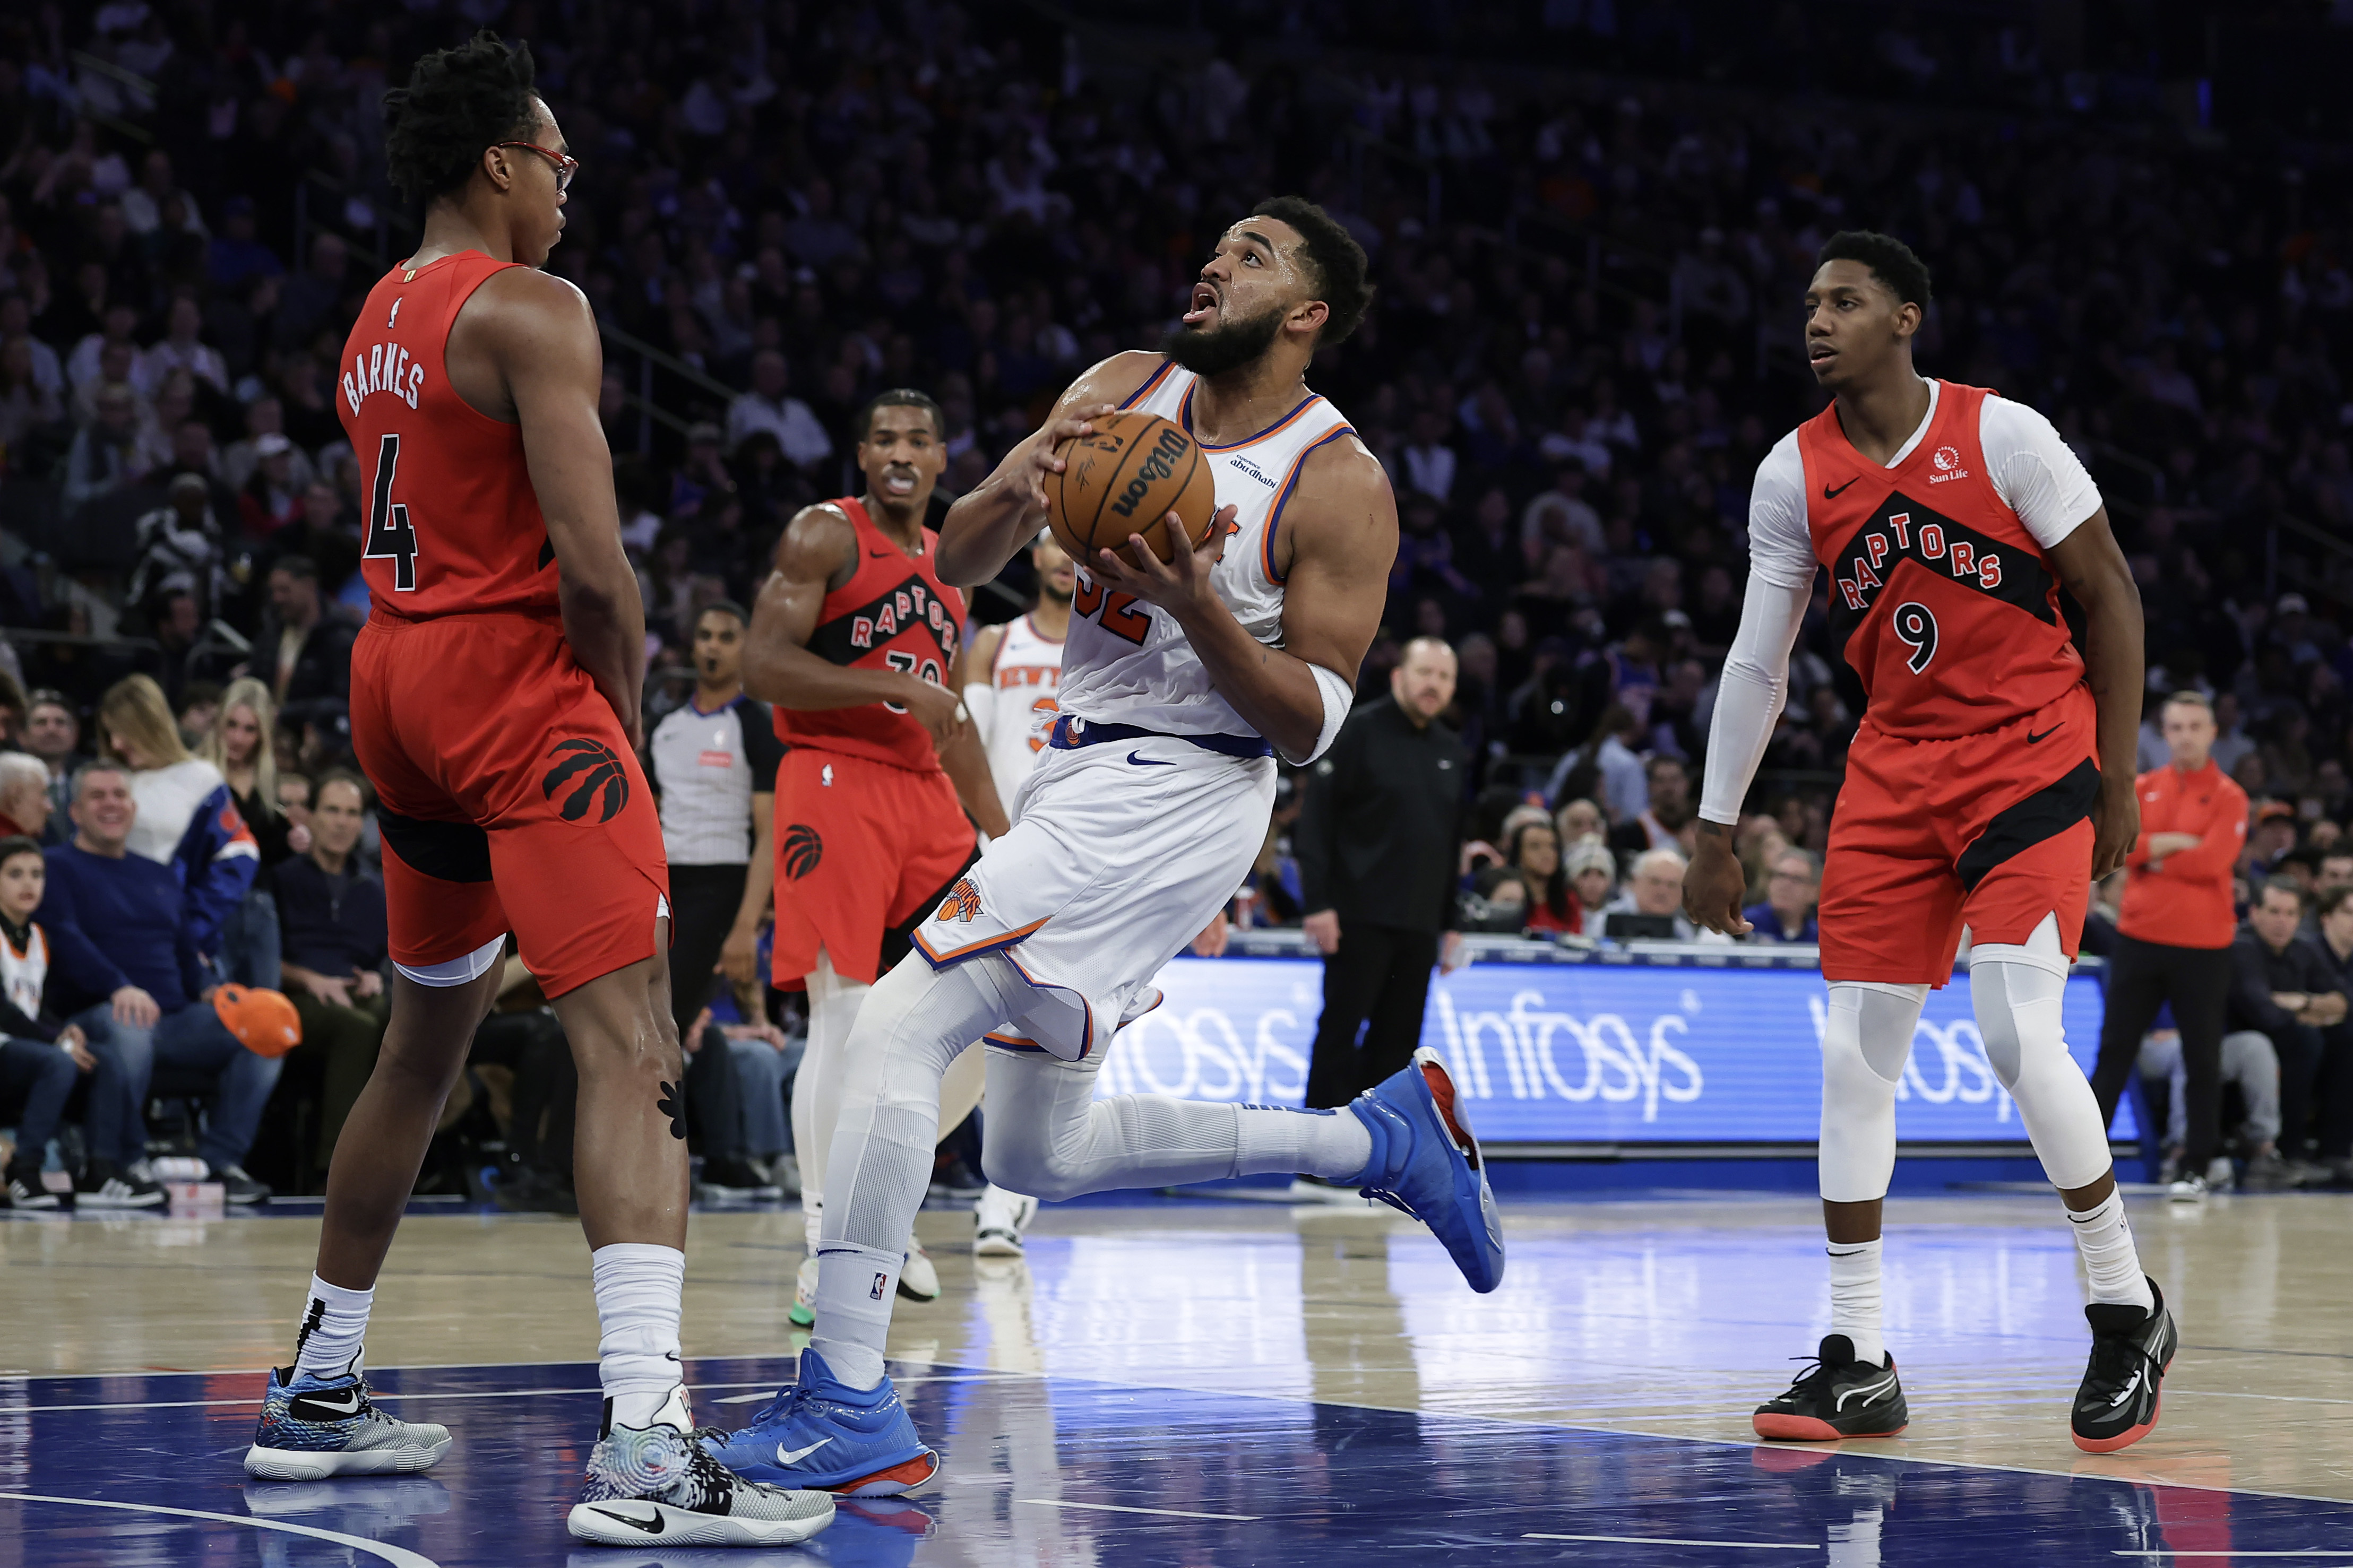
703, 197, 1503, 1497
245, 34, 834, 1551
1684, 231, 2173, 1454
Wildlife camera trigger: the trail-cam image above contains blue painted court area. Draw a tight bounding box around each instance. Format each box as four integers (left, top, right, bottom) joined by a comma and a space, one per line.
2, 1355, 2349, 1566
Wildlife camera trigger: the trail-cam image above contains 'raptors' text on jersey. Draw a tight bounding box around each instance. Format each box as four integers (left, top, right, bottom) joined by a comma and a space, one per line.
773, 496, 966, 774
1794, 380, 2085, 740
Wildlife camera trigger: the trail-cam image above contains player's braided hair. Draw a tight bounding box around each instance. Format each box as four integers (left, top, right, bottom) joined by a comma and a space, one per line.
384, 31, 541, 206
1252, 195, 1375, 347
1817, 230, 1933, 313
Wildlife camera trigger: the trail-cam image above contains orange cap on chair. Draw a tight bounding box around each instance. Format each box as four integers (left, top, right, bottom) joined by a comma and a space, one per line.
212, 984, 303, 1058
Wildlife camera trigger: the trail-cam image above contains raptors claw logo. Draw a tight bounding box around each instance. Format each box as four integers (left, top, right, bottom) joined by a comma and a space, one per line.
781, 824, 823, 881
541, 739, 630, 824
936, 877, 982, 923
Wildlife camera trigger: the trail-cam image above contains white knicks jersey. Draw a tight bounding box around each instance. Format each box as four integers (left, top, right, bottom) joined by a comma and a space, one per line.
980, 612, 1066, 801
1056, 359, 1357, 739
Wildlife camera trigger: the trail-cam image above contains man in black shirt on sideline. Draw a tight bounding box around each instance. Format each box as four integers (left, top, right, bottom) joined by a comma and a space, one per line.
1296, 636, 1468, 1140
2230, 878, 2347, 1187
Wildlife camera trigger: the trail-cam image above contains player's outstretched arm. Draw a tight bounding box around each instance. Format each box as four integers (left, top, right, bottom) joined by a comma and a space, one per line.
2046, 506, 2144, 878
934, 351, 1160, 587
488, 271, 645, 748
743, 505, 963, 740
1684, 571, 1813, 936
1091, 433, 1395, 763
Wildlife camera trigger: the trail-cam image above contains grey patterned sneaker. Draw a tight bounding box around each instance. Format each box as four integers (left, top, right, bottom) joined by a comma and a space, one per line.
244, 1363, 453, 1479
567, 1385, 835, 1547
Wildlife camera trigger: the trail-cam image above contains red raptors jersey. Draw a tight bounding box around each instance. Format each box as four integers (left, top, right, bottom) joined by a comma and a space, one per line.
1799, 381, 2085, 740
774, 496, 965, 773
340, 253, 558, 620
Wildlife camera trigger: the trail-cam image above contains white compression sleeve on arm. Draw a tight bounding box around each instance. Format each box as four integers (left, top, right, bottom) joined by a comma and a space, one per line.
1279, 663, 1355, 767
1697, 571, 1812, 824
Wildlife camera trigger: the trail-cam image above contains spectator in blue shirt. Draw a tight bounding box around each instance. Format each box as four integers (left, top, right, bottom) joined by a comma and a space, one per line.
204, 196, 282, 292
273, 772, 387, 1169
1745, 847, 1821, 945
39, 761, 279, 1205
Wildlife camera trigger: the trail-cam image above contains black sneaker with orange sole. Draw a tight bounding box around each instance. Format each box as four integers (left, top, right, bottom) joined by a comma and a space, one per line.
1753, 1334, 1909, 1441
2072, 1277, 2177, 1453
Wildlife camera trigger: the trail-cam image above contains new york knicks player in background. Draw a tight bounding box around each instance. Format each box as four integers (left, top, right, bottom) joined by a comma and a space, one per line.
1684, 231, 2173, 1453
239, 32, 830, 1548
704, 197, 1506, 1494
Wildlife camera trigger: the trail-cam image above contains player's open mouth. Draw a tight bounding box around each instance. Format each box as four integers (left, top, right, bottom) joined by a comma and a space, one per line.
1809, 344, 1837, 365
881, 470, 917, 496
1182, 283, 1219, 325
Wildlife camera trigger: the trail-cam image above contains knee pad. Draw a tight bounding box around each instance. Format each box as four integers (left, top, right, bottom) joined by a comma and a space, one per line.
1818, 981, 1926, 1203
1969, 915, 2108, 1189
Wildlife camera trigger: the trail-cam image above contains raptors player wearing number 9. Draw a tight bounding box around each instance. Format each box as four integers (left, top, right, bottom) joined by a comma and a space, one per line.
1685, 230, 2176, 1459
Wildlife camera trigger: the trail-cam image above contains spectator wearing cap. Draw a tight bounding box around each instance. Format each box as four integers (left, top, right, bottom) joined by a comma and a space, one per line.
272, 771, 387, 1169
1744, 847, 1820, 943
39, 761, 278, 1206
1297, 637, 1469, 1122
1564, 841, 1617, 922
255, 556, 355, 736
726, 349, 832, 471
2247, 800, 2300, 880
238, 432, 301, 535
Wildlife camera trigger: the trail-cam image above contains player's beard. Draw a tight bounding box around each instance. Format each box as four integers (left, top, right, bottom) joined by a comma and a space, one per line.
1040, 577, 1074, 605
1161, 301, 1286, 378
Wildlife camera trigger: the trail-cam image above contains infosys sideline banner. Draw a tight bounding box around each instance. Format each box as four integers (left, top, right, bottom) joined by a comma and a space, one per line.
1095, 956, 2131, 1145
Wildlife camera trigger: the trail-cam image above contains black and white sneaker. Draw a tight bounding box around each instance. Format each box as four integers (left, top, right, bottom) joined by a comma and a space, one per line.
1753, 1335, 1908, 1441
76, 1158, 165, 1209
567, 1386, 835, 1547
5, 1156, 63, 1210
2073, 1277, 2177, 1453
211, 1164, 271, 1205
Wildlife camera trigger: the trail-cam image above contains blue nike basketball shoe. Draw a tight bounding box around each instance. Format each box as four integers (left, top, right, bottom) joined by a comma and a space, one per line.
243, 1363, 453, 1479
1348, 1047, 1505, 1292
700, 1346, 941, 1496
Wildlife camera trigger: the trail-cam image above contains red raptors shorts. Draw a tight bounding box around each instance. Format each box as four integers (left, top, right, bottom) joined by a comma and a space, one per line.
770, 748, 976, 988
1818, 683, 2099, 987
351, 612, 668, 999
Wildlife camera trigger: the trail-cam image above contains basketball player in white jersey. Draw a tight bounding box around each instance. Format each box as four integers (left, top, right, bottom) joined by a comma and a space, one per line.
953, 533, 1073, 1255
704, 195, 1506, 1496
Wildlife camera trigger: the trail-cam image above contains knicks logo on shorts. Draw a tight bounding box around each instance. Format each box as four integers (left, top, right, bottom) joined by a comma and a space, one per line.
936, 877, 982, 923
541, 739, 630, 824
781, 825, 823, 880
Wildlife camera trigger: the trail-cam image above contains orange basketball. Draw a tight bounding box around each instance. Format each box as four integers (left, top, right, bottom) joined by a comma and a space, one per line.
1046, 410, 1218, 566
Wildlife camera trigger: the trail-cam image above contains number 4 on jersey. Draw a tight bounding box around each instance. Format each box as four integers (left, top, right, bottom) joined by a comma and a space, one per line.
364, 432, 419, 591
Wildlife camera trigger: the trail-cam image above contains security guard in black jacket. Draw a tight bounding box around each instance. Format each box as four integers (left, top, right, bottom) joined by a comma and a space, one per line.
1297, 636, 1468, 1110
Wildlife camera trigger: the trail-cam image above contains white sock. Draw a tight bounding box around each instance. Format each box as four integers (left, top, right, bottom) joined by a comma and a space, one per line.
1827, 1240, 1885, 1367
2066, 1190, 2155, 1313
810, 1241, 902, 1392
1234, 1105, 1373, 1181
591, 1242, 686, 1427
291, 1274, 374, 1379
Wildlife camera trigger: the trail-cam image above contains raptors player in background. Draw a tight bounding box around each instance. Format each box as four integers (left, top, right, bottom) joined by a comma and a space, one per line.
740, 391, 1010, 1326
956, 532, 1074, 1255
705, 197, 1501, 1497
241, 35, 832, 1549
1684, 231, 2171, 1453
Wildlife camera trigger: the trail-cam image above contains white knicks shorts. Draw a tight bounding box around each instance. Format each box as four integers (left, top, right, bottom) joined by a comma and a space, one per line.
911, 732, 1275, 1060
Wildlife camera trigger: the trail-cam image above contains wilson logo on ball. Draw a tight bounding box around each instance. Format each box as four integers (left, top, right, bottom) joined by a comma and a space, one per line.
541, 739, 630, 824
1108, 429, 1193, 518
936, 877, 982, 923
781, 824, 824, 880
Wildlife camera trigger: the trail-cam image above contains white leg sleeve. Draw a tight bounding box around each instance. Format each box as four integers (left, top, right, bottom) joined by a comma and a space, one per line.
799, 950, 871, 1249
937, 1039, 988, 1140
1969, 914, 2112, 1192
1819, 981, 1928, 1203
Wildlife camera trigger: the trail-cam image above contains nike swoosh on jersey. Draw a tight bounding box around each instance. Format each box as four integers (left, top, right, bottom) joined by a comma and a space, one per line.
2026, 727, 2059, 744
591, 1507, 667, 1534
1126, 751, 1175, 767
868, 550, 895, 558
776, 1437, 834, 1465
1823, 478, 1860, 499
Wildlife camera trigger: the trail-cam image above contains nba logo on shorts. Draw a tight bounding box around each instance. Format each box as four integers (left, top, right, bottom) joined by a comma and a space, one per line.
870, 1272, 888, 1301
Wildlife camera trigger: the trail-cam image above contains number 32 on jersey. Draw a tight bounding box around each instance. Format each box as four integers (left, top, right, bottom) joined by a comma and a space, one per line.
1072, 572, 1151, 645
364, 432, 419, 591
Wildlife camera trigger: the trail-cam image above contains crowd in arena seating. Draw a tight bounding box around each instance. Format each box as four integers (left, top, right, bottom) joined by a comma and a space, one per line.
0, 2, 2350, 1200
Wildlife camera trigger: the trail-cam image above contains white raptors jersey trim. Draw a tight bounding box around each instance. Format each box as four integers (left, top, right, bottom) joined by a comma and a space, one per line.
1055, 359, 1357, 738
979, 613, 1065, 805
